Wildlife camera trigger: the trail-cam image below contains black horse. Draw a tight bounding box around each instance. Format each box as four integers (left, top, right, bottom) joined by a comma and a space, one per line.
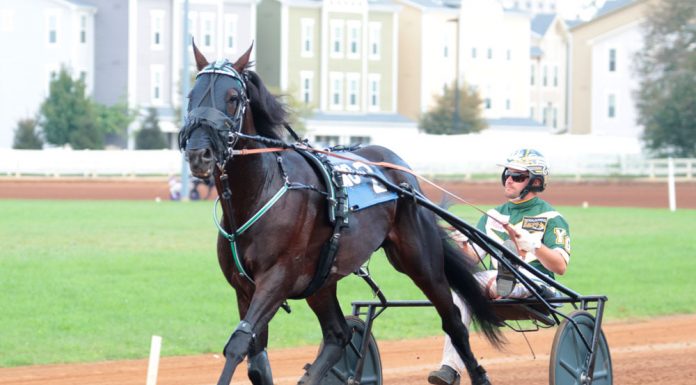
178, 42, 502, 385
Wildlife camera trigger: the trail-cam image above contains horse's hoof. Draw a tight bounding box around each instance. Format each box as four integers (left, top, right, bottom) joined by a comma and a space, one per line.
472, 365, 491, 385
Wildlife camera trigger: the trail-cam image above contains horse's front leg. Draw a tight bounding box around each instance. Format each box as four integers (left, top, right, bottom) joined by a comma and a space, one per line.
217, 278, 286, 385
298, 284, 351, 385
232, 288, 274, 385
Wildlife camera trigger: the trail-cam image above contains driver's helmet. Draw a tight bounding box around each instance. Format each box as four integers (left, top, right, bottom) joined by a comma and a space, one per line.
498, 148, 549, 193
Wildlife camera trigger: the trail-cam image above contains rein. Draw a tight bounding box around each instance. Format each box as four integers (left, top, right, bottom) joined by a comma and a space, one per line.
227, 134, 523, 253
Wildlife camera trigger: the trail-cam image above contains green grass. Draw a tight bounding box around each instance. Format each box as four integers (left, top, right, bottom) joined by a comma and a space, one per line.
1, 200, 695, 367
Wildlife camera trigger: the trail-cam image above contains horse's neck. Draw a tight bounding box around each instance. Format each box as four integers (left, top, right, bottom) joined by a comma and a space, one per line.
220, 143, 281, 224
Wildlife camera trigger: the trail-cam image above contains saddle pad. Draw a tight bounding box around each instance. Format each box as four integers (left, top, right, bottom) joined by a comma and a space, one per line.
328, 152, 398, 211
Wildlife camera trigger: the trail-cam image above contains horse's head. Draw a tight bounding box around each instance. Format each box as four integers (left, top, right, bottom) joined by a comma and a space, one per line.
178, 41, 253, 178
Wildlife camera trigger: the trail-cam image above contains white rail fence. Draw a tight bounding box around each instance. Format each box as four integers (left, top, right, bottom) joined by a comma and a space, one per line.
0, 149, 694, 180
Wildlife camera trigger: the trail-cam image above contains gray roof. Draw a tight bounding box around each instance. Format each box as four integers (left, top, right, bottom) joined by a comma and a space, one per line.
596, 0, 634, 18
401, 0, 460, 10
531, 13, 556, 36
530, 46, 543, 58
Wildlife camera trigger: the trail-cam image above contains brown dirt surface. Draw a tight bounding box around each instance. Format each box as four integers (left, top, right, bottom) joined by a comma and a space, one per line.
2, 178, 695, 385
1, 177, 696, 209
1, 314, 694, 385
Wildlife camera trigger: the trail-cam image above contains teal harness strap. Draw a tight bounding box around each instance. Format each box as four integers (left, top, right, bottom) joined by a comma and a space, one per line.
214, 183, 290, 283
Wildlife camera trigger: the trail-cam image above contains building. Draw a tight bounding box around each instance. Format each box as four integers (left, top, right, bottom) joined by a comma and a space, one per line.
569, 0, 652, 137
529, 13, 570, 132
256, 0, 412, 147
82, 0, 259, 148
458, 0, 530, 120
0, 0, 96, 148
394, 0, 458, 121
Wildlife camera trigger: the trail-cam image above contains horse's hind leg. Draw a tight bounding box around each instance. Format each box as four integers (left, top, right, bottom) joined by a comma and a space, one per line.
298, 284, 351, 385
383, 232, 490, 384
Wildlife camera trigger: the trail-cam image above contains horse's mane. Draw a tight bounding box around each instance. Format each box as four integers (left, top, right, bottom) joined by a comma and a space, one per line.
244, 70, 287, 140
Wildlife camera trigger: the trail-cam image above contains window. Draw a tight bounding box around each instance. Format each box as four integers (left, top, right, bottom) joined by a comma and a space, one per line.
0, 10, 15, 32
368, 22, 381, 60
151, 11, 164, 48
315, 135, 339, 147
347, 21, 361, 59
151, 65, 164, 105
530, 64, 535, 85
201, 14, 215, 49
506, 49, 511, 61
485, 98, 491, 109
330, 20, 344, 58
553, 65, 558, 87
301, 19, 314, 57
471, 47, 477, 59
346, 73, 360, 110
368, 74, 380, 112
47, 14, 58, 44
609, 48, 616, 72
542, 65, 548, 86
300, 71, 313, 104
349, 136, 371, 145
224, 14, 238, 53
530, 107, 535, 119
80, 15, 86, 43
487, 48, 492, 59
608, 94, 616, 118
330, 72, 344, 110
505, 99, 511, 110
553, 107, 558, 128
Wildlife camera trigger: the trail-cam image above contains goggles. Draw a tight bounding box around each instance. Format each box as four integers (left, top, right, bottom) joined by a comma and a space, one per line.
504, 170, 530, 183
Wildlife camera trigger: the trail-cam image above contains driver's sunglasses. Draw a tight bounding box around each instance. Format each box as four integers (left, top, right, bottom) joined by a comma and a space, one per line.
504, 170, 530, 183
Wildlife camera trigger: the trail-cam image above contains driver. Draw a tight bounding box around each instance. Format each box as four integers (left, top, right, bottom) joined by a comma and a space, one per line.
428, 148, 571, 385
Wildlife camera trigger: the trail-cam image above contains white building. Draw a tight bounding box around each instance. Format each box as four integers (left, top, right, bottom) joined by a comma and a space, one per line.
0, 0, 96, 148
458, 0, 530, 120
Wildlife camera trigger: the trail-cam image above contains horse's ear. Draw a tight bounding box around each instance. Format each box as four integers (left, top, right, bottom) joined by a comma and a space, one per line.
192, 38, 209, 71
233, 42, 254, 72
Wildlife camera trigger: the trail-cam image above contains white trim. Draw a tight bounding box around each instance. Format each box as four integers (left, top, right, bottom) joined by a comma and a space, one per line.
151, 65, 165, 106
150, 10, 165, 50
346, 72, 360, 111
330, 19, 344, 59
224, 14, 239, 54
329, 72, 344, 111
300, 18, 315, 58
300, 71, 314, 105
346, 20, 361, 60
368, 22, 381, 61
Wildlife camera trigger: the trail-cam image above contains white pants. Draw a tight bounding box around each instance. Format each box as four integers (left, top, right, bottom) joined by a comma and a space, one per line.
440, 269, 549, 374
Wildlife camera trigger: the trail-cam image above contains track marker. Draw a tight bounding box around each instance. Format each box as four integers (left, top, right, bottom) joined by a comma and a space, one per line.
146, 335, 162, 385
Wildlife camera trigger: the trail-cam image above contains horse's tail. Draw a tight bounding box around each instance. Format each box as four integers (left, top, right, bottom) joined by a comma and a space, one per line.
441, 229, 504, 348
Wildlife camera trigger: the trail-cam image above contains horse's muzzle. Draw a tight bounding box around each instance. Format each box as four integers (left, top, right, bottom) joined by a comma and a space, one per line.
187, 148, 216, 178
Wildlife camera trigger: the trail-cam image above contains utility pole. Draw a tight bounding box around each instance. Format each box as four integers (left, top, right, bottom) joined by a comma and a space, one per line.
449, 17, 461, 134
179, 0, 191, 201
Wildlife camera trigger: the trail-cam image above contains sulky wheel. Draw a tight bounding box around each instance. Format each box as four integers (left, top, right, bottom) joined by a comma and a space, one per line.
322, 315, 383, 385
550, 310, 612, 385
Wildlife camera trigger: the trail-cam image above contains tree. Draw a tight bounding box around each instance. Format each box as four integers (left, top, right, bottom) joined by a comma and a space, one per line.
12, 117, 44, 149
135, 107, 168, 149
635, 0, 696, 157
419, 82, 487, 135
97, 100, 137, 148
40, 67, 102, 148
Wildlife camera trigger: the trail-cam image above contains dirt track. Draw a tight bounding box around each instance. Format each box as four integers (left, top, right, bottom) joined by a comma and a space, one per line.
1, 178, 695, 385
1, 315, 694, 385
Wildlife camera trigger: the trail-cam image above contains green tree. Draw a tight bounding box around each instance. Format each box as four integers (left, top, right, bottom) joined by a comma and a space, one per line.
135, 108, 168, 149
12, 117, 44, 149
97, 100, 137, 148
419, 82, 487, 135
40, 67, 101, 148
635, 0, 696, 157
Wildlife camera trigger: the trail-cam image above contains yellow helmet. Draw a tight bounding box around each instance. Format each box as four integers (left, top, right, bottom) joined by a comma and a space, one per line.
499, 148, 549, 196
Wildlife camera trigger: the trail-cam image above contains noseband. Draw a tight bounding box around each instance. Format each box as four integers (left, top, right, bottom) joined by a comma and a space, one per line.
178, 59, 249, 163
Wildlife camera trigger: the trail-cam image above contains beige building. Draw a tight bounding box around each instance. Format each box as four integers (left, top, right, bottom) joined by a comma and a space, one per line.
569, 0, 654, 136
395, 0, 458, 121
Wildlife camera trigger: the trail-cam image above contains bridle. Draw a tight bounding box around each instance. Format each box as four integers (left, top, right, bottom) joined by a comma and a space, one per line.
178, 59, 249, 165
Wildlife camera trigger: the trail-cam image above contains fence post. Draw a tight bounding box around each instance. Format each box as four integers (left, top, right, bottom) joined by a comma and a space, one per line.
668, 157, 676, 212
